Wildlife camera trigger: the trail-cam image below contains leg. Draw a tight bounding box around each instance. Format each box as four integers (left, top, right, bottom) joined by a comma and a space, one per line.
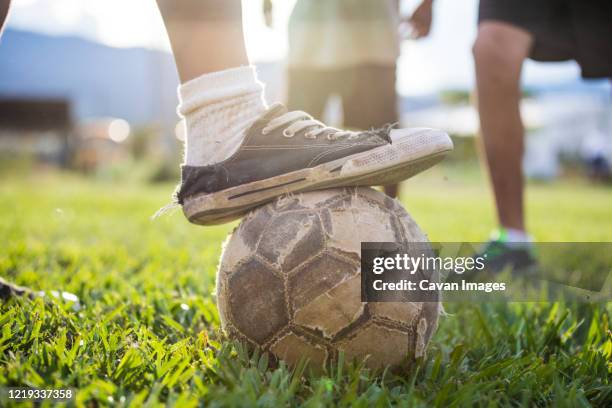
473, 21, 533, 232
286, 68, 331, 121
155, 0, 267, 168
342, 65, 400, 199
383, 184, 399, 198
341, 65, 398, 131
0, 1, 31, 300
0, 0, 10, 34
156, 0, 248, 82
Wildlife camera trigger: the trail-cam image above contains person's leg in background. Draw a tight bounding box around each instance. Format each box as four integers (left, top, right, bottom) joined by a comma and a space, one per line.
0, 1, 29, 301
0, 0, 75, 300
382, 181, 399, 199
342, 64, 400, 198
473, 21, 532, 237
286, 68, 331, 121
0, 0, 10, 33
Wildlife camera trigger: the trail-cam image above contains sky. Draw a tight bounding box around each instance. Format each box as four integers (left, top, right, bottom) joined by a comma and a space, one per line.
7, 0, 584, 96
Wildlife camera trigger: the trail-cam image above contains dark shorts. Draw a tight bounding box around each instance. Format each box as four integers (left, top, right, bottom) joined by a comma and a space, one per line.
287, 65, 398, 130
478, 0, 612, 78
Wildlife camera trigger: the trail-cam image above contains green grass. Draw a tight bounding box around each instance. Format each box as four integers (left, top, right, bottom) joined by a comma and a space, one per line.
0, 168, 611, 407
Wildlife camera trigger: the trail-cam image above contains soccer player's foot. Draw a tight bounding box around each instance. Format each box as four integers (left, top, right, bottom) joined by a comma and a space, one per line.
177, 104, 453, 225
476, 229, 537, 274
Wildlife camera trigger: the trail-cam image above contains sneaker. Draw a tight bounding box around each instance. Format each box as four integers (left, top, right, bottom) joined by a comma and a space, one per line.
476, 237, 537, 274
177, 104, 453, 225
0, 277, 33, 300
0, 278, 80, 310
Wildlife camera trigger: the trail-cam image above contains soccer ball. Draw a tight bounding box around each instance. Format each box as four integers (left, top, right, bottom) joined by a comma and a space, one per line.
216, 187, 439, 370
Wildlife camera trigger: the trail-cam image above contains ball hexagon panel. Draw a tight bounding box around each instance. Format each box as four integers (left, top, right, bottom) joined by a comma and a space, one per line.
394, 209, 428, 242
258, 211, 325, 273
228, 257, 289, 344
414, 303, 441, 358
293, 274, 364, 338
368, 302, 422, 327
288, 251, 359, 313
235, 205, 274, 251
215, 270, 230, 329
336, 322, 411, 370
269, 332, 328, 368
356, 187, 404, 213
327, 206, 399, 256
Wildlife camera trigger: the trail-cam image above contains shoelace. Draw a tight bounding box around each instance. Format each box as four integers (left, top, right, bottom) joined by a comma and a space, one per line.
261, 110, 358, 140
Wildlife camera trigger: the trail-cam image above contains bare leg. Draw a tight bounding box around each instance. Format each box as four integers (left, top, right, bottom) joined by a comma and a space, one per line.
384, 184, 399, 199
0, 0, 10, 34
156, 0, 249, 83
473, 22, 533, 232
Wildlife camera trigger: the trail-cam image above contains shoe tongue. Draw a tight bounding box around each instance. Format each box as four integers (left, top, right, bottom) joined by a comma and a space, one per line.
261, 103, 288, 121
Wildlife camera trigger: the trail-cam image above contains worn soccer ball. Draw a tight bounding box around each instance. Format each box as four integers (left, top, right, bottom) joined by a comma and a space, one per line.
216, 187, 439, 370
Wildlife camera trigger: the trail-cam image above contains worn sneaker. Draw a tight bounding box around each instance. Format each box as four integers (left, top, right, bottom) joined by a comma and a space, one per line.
177, 104, 453, 225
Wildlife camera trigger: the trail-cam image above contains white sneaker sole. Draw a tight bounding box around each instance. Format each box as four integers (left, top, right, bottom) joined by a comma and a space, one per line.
183, 128, 453, 225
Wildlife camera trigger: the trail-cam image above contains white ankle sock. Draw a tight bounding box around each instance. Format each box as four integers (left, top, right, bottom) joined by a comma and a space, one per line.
493, 227, 533, 245
178, 66, 267, 167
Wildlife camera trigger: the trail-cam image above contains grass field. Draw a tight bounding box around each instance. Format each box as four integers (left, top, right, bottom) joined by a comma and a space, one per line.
1, 167, 611, 407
